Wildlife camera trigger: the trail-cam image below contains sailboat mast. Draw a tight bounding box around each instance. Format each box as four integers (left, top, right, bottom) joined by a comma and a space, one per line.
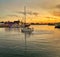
24, 6, 26, 24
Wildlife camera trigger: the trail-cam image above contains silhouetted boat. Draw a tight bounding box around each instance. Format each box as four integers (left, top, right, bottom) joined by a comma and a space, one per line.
55, 23, 60, 28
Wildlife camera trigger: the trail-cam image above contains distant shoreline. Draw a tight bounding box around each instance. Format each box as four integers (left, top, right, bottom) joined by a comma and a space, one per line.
0, 24, 55, 28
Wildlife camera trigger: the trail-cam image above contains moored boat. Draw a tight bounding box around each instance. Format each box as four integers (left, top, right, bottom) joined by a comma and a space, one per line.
21, 6, 34, 33
21, 27, 34, 33
55, 23, 60, 28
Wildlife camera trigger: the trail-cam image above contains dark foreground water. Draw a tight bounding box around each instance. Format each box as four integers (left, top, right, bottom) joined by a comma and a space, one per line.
0, 25, 60, 57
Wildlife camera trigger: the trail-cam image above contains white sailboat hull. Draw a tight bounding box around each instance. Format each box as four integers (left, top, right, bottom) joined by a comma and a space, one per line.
21, 28, 33, 33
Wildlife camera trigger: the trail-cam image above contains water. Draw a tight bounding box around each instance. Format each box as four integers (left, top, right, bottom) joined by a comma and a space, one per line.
0, 25, 60, 57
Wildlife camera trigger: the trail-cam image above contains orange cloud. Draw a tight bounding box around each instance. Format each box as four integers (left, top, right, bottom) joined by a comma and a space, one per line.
53, 11, 60, 16
56, 4, 60, 9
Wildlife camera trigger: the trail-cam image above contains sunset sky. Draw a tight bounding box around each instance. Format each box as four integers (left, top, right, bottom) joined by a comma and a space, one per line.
0, 0, 60, 23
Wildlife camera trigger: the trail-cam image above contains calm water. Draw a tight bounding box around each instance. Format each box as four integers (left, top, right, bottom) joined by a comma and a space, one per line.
0, 25, 60, 57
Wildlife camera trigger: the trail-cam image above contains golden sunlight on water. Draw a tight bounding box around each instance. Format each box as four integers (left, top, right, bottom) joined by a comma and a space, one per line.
30, 25, 55, 30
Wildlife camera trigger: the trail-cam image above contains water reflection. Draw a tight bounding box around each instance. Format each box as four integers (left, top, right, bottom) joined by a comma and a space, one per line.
4, 27, 33, 57
0, 25, 60, 57
24, 33, 28, 57
5, 28, 21, 32
21, 29, 33, 57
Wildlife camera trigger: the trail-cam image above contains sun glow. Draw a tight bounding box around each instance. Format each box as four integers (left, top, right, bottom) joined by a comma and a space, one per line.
0, 15, 60, 23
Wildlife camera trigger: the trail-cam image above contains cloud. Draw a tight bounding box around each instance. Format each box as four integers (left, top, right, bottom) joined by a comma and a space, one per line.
0, 17, 1, 18
51, 4, 60, 17
55, 4, 60, 9
53, 11, 60, 16
7, 15, 18, 17
0, 16, 5, 19
0, 0, 60, 18
15, 11, 39, 16
0, 0, 59, 11
45, 17, 57, 19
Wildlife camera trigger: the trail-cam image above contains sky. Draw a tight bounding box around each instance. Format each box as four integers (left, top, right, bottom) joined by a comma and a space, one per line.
0, 0, 60, 23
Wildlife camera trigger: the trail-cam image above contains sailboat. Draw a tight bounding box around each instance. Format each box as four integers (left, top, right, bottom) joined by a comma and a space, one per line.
21, 6, 34, 33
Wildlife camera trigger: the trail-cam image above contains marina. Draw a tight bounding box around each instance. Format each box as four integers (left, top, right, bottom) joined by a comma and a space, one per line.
0, 0, 60, 57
